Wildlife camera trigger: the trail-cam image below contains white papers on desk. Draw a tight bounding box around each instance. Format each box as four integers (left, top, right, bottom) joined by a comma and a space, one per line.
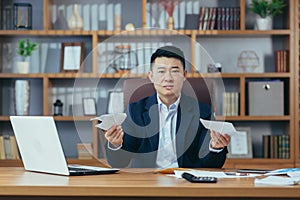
254, 168, 300, 186
200, 118, 238, 135
173, 170, 260, 179
91, 113, 127, 130
255, 176, 300, 186
265, 168, 300, 176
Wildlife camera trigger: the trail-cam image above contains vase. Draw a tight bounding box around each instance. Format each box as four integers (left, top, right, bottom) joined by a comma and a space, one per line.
14, 80, 30, 115
166, 16, 174, 30
54, 9, 69, 30
68, 4, 83, 30
256, 16, 272, 30
16, 61, 29, 73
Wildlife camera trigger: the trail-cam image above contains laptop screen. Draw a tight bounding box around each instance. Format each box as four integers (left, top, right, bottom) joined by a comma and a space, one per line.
10, 116, 71, 175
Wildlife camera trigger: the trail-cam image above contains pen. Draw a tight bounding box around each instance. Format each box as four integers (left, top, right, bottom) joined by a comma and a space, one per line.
225, 172, 249, 176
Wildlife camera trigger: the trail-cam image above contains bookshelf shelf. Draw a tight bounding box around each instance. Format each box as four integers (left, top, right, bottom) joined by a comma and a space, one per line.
195, 30, 292, 35
54, 116, 94, 121
0, 0, 296, 169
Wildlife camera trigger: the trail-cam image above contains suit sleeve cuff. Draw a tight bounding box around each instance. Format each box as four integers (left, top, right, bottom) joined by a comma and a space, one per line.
209, 140, 224, 153
107, 142, 122, 151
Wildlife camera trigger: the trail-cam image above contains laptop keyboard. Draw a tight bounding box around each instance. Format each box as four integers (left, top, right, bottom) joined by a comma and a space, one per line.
68, 166, 95, 172
67, 164, 119, 176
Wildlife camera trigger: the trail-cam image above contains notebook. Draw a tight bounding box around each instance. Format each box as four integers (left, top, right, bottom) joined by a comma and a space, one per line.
10, 116, 119, 176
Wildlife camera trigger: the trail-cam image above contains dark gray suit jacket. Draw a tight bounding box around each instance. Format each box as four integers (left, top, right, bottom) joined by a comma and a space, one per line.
106, 93, 228, 168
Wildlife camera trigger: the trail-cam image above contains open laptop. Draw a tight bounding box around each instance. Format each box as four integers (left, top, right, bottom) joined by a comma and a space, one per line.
10, 116, 119, 176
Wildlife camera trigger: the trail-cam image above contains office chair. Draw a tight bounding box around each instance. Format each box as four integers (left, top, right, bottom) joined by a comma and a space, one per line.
123, 77, 215, 112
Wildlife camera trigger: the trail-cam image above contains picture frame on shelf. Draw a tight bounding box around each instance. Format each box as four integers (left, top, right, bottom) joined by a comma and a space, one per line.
60, 42, 84, 72
227, 127, 253, 158
13, 3, 32, 30
107, 90, 124, 114
82, 97, 97, 116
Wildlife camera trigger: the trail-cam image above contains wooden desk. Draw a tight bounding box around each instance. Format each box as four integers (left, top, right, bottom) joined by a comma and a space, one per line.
0, 167, 299, 200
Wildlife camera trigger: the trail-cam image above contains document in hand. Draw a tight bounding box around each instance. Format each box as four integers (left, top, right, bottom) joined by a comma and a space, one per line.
200, 118, 238, 136
91, 113, 127, 130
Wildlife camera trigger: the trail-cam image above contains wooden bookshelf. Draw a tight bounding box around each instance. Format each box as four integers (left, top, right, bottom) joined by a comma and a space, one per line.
0, 0, 297, 169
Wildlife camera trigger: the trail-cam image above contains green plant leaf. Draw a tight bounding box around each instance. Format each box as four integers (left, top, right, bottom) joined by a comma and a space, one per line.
17, 39, 38, 61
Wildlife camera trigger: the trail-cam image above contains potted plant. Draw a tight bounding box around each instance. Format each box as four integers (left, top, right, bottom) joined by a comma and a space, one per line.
249, 0, 286, 30
16, 39, 38, 73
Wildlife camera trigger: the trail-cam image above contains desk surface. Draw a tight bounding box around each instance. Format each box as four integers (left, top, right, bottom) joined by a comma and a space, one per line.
0, 167, 299, 199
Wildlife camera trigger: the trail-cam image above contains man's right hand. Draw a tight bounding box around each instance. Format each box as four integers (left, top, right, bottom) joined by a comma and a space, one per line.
104, 124, 124, 147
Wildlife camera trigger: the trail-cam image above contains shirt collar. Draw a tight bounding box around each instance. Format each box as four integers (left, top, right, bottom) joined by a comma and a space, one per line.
157, 94, 181, 112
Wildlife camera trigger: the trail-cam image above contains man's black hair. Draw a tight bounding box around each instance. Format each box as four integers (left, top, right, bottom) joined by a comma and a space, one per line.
150, 45, 185, 70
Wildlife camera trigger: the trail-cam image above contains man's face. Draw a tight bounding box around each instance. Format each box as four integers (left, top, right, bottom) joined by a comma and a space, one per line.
148, 56, 186, 101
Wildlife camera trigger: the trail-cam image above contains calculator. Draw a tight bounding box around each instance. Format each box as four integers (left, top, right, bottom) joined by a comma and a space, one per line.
181, 172, 218, 183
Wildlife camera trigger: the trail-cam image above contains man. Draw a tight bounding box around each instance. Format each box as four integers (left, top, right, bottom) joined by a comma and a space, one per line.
104, 45, 230, 168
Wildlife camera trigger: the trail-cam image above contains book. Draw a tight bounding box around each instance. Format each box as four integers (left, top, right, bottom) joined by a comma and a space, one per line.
202, 7, 209, 30
10, 136, 20, 159
216, 7, 222, 30
3, 135, 14, 159
198, 7, 205, 30
0, 136, 5, 159
263, 135, 270, 158
209, 7, 216, 30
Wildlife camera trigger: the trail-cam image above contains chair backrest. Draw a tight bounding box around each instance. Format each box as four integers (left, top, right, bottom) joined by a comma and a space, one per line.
123, 78, 215, 111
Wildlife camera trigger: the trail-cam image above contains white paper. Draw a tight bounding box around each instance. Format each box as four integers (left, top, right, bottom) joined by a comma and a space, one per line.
200, 118, 238, 135
265, 168, 300, 176
255, 176, 300, 186
91, 113, 127, 130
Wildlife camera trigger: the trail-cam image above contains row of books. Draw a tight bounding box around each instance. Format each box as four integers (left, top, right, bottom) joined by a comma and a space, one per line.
263, 135, 290, 159
199, 7, 240, 30
222, 92, 239, 116
0, 135, 20, 160
77, 143, 93, 159
274, 50, 289, 72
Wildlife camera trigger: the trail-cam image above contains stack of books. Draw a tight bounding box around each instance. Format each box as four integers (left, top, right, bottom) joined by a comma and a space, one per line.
0, 135, 20, 160
198, 7, 240, 30
263, 135, 290, 159
274, 50, 289, 72
222, 92, 239, 116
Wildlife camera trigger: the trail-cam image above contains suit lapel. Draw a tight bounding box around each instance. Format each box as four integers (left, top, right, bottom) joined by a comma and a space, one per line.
143, 94, 159, 152
176, 95, 196, 166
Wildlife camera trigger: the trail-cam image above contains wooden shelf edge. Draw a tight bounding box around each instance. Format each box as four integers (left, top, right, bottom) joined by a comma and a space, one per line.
0, 72, 290, 79
0, 158, 109, 168
0, 29, 292, 36
0, 116, 94, 122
